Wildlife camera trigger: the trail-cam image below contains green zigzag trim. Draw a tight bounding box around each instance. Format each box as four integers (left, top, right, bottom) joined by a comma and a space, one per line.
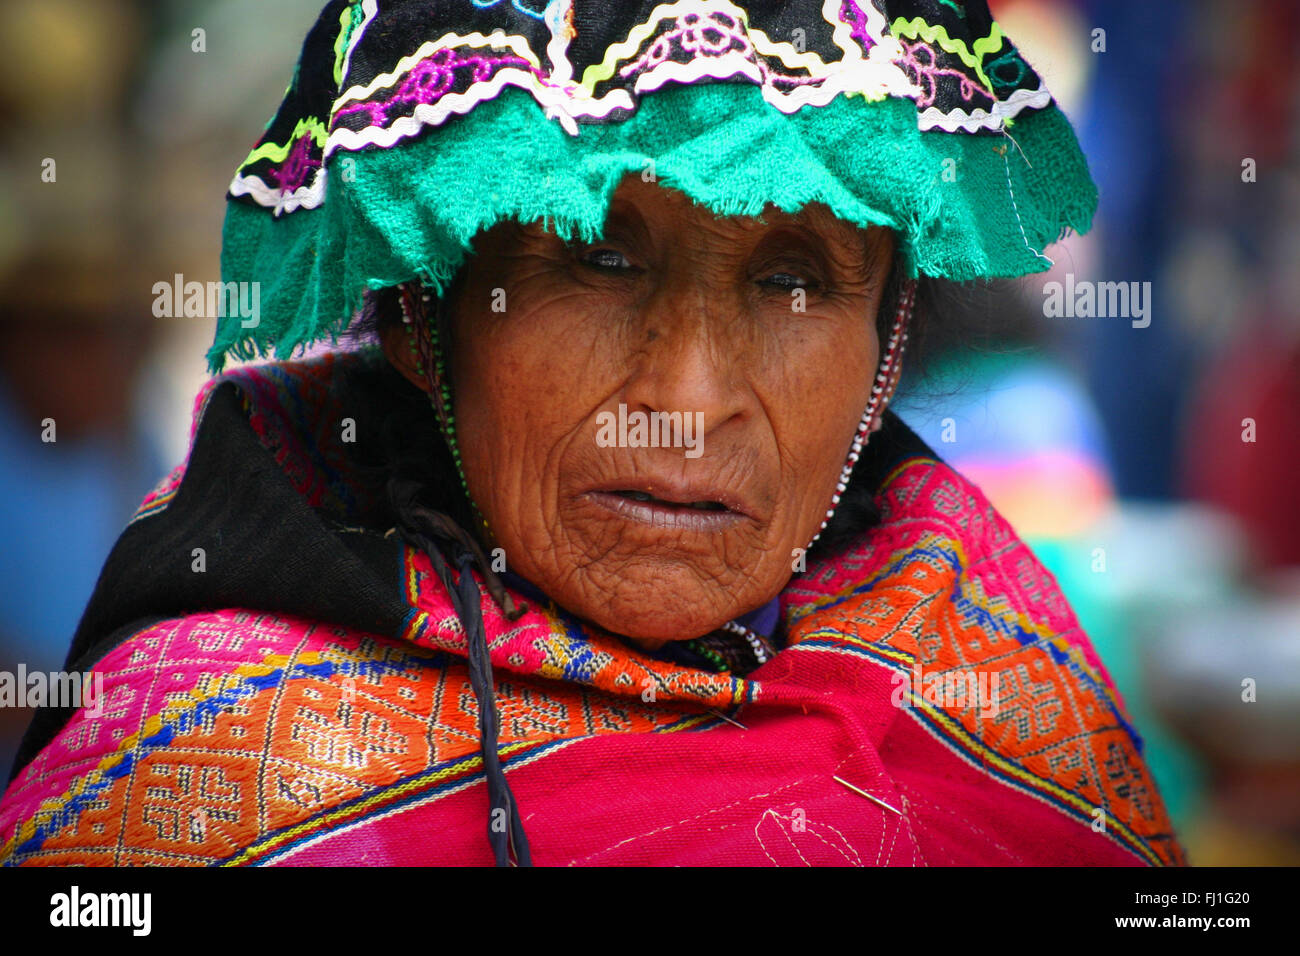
239, 116, 329, 170
890, 15, 1004, 94
333, 1, 366, 87
332, 4, 352, 87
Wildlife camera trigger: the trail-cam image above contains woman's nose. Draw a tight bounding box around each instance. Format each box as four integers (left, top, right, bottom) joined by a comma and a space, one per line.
618, 284, 748, 436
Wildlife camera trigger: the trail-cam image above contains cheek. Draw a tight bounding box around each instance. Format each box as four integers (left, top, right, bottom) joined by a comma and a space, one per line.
447, 294, 616, 544
765, 313, 879, 525
444, 276, 882, 643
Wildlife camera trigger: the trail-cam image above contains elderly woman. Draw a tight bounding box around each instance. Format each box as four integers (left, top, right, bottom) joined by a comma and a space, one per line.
1, 0, 1181, 866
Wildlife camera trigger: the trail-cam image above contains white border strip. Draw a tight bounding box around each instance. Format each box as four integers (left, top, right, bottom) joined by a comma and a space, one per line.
229, 168, 327, 215
916, 83, 1051, 132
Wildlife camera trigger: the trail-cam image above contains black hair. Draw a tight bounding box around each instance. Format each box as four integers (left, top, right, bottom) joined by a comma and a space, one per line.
342, 284, 531, 866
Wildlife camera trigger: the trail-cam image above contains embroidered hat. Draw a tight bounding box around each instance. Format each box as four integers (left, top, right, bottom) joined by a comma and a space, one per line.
210, 0, 1097, 372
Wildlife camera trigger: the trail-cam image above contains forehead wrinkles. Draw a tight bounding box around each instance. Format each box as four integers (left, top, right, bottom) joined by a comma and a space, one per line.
633, 192, 887, 276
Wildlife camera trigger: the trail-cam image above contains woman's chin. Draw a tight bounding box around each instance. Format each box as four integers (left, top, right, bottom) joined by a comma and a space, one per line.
519, 547, 774, 648
567, 586, 743, 649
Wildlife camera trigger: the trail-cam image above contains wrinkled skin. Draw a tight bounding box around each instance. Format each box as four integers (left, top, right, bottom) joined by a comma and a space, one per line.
384, 177, 893, 649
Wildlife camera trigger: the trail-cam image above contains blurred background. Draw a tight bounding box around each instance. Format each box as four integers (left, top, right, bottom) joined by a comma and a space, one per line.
0, 0, 1296, 864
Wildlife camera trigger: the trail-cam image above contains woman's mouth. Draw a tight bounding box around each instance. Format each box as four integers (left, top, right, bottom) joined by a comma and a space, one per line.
612, 490, 728, 511
581, 481, 750, 531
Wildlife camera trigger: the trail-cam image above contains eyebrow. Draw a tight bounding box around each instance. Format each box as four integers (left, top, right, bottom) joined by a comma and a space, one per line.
788, 204, 885, 250
764, 206, 893, 277
597, 193, 892, 278
600, 197, 651, 238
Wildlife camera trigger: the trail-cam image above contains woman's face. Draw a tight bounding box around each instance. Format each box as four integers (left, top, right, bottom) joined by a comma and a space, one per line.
387, 177, 892, 648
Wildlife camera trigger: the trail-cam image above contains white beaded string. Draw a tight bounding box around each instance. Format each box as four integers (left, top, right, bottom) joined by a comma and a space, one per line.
804, 278, 916, 552
721, 620, 770, 665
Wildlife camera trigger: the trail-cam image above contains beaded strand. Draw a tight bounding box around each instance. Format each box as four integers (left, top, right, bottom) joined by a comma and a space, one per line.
400, 282, 480, 523
721, 619, 771, 665
684, 641, 731, 673
804, 278, 916, 551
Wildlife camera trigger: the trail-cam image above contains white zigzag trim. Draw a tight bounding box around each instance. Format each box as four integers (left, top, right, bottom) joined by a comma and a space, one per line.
333, 30, 543, 111
544, 0, 577, 85
629, 51, 763, 96
915, 83, 1052, 132
325, 68, 637, 156
581, 0, 744, 86
766, 55, 918, 111
248, 0, 1050, 211
229, 169, 327, 215
627, 50, 915, 114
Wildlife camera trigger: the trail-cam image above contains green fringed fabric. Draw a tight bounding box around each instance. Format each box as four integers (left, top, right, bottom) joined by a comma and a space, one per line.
212, 81, 1094, 372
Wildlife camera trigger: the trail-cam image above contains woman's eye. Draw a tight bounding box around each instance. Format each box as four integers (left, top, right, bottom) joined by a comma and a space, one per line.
581, 247, 634, 271
760, 272, 812, 290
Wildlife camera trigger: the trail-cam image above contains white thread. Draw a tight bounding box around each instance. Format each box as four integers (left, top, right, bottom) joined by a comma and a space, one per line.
1001, 132, 1054, 268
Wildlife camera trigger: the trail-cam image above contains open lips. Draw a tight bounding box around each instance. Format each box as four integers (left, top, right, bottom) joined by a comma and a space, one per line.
612, 490, 729, 512
580, 478, 754, 529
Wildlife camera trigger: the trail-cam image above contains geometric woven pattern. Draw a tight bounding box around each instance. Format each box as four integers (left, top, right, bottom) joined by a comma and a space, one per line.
0, 354, 1181, 865
0, 462, 1183, 865
781, 458, 1183, 865
0, 611, 731, 865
